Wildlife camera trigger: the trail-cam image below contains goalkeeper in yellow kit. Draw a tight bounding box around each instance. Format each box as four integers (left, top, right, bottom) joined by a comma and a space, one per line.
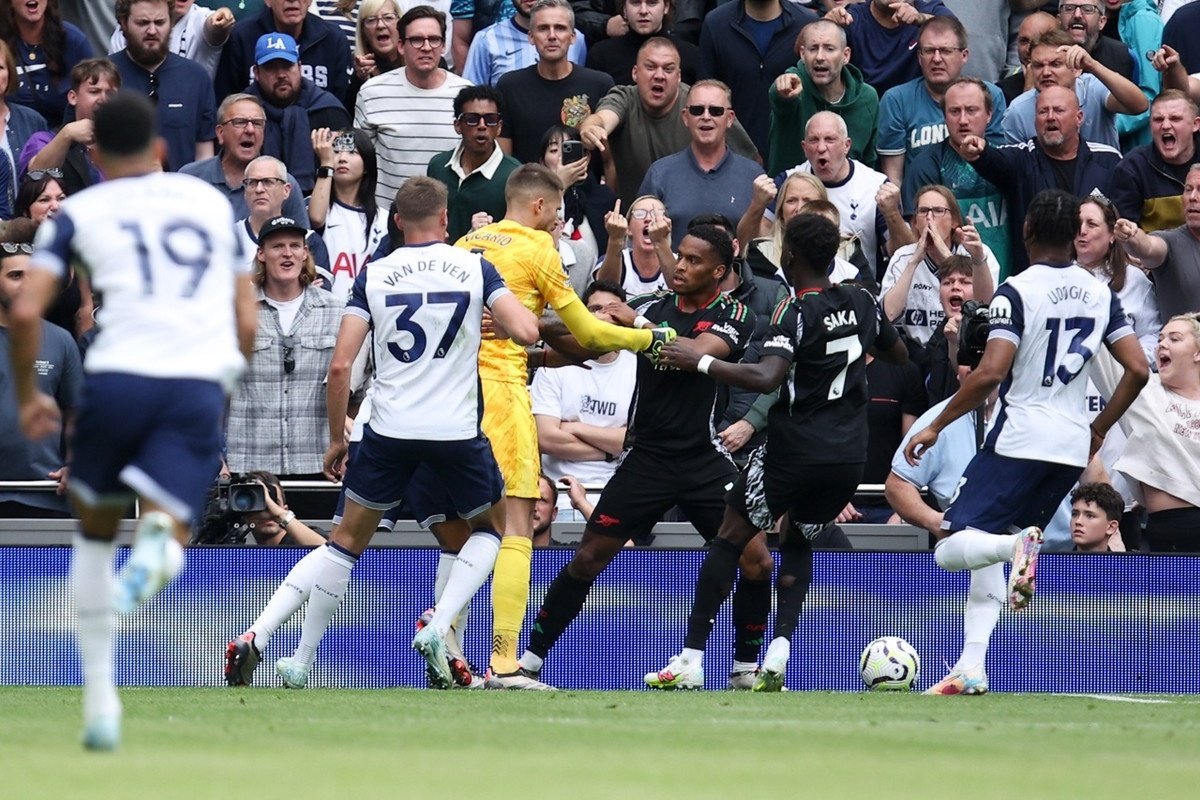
413, 164, 674, 689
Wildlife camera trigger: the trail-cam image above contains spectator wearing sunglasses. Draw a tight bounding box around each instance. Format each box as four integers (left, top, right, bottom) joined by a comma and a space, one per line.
110, 0, 216, 172
224, 214, 343, 517
246, 31, 349, 192
354, 6, 470, 209
578, 37, 756, 209
214, 0, 352, 108
637, 79, 764, 249
426, 85, 520, 241
20, 58, 118, 196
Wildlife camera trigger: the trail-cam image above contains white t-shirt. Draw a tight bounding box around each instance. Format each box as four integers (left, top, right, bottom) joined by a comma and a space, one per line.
880, 242, 1001, 346
264, 293, 305, 334
530, 350, 637, 488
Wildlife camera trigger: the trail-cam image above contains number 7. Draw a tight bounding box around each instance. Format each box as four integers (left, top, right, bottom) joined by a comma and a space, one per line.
826, 334, 863, 400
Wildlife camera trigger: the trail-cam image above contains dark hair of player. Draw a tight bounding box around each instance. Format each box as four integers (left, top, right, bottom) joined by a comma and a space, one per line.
94, 91, 158, 157
782, 212, 841, 278
1025, 189, 1082, 251
1070, 482, 1124, 523
582, 279, 627, 305
685, 223, 734, 272
394, 176, 448, 223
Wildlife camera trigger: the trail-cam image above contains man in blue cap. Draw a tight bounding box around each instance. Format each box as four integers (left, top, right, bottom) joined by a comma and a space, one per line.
215, 0, 352, 107
248, 32, 350, 192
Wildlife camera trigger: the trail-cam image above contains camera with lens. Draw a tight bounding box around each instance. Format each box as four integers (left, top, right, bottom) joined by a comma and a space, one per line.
191, 475, 270, 545
957, 300, 991, 369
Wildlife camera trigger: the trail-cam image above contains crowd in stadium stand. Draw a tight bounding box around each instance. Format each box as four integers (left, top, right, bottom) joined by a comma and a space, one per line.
2, 0, 1199, 554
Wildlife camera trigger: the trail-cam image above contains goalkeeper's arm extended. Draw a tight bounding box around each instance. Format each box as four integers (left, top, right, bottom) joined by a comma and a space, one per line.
555, 296, 675, 355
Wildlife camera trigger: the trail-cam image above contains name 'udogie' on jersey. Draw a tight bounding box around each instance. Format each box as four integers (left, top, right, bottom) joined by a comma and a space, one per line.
346, 241, 509, 441
986, 262, 1132, 468
30, 172, 246, 389
761, 284, 899, 464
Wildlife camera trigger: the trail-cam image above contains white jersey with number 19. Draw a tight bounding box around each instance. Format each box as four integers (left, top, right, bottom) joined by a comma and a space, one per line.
985, 262, 1133, 468
345, 240, 510, 441
30, 172, 247, 388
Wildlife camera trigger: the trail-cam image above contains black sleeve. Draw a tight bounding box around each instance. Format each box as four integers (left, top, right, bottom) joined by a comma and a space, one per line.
571, 0, 618, 46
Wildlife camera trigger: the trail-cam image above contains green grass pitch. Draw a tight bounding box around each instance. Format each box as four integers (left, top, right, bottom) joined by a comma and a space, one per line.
4, 688, 1198, 799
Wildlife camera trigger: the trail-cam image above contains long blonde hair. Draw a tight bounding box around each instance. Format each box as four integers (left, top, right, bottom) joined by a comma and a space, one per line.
768, 173, 827, 265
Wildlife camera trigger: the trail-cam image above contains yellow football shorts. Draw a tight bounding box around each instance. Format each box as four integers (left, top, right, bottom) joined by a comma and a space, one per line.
482, 380, 540, 499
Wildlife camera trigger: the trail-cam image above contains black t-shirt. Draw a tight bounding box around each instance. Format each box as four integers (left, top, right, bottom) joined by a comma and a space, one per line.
1049, 155, 1078, 194
863, 357, 927, 483
496, 64, 616, 165
627, 291, 755, 456
761, 284, 900, 464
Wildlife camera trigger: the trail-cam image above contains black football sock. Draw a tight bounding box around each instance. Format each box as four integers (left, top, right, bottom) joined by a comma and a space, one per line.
731, 578, 771, 664
774, 539, 814, 642
526, 565, 593, 659
684, 537, 743, 651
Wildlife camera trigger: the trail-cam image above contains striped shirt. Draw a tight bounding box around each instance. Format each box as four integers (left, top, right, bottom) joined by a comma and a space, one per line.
355, 69, 473, 209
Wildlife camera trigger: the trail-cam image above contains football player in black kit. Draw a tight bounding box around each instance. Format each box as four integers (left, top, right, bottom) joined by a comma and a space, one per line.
651, 212, 908, 691
514, 224, 776, 689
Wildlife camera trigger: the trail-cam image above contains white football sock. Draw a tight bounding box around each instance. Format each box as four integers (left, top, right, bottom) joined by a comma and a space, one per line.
732, 660, 759, 673
73, 534, 120, 721
518, 651, 544, 674
934, 529, 1016, 571
763, 636, 790, 669
434, 550, 470, 654
429, 532, 500, 638
680, 647, 704, 664
249, 546, 328, 653
292, 545, 356, 667
954, 563, 1005, 672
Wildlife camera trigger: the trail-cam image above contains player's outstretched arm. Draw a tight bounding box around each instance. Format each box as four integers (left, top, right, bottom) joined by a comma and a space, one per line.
324, 315, 370, 480
490, 292, 541, 346
660, 336, 790, 394
556, 296, 655, 353
1089, 333, 1150, 456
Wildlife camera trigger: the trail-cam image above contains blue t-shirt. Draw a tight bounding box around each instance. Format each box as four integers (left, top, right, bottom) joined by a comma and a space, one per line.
638, 147, 766, 249
877, 77, 1008, 166
1002, 74, 1115, 149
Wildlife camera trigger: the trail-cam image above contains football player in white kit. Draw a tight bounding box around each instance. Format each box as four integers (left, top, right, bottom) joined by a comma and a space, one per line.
7, 92, 255, 749
264, 176, 542, 690
905, 189, 1149, 695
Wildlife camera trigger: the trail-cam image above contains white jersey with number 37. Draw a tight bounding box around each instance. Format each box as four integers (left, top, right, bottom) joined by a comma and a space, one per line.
986, 262, 1133, 467
30, 172, 247, 388
345, 241, 509, 441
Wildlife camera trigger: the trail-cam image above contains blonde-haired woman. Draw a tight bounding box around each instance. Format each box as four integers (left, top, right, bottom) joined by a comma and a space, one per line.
595, 194, 674, 297
1092, 313, 1200, 552
345, 0, 404, 113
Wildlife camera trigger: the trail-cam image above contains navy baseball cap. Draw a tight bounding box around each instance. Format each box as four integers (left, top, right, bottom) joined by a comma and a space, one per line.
258, 216, 307, 243
255, 33, 300, 66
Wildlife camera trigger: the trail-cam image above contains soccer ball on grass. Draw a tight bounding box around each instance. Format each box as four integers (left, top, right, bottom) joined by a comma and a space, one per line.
859, 636, 920, 691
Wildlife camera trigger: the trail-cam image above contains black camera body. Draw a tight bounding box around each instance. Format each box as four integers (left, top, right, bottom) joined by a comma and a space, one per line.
957, 300, 991, 369
191, 476, 269, 545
